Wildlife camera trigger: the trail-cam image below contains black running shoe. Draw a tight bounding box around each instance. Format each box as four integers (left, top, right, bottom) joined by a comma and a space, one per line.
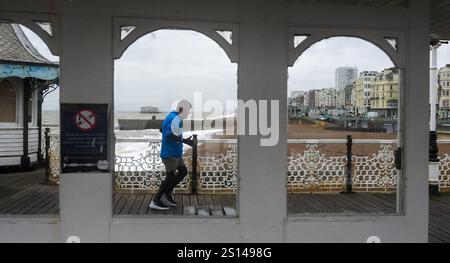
161, 193, 178, 207
149, 199, 170, 210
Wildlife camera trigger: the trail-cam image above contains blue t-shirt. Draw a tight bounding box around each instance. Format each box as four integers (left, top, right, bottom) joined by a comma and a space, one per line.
160, 111, 183, 159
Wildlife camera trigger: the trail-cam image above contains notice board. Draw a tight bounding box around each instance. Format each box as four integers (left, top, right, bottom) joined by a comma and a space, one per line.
60, 104, 109, 173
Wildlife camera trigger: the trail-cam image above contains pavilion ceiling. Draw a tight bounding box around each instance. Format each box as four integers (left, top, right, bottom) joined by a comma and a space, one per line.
289, 0, 450, 41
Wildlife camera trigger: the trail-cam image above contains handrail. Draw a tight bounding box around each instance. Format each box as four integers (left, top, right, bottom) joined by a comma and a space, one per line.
288, 139, 347, 144
352, 139, 397, 144
287, 139, 398, 144
45, 132, 450, 144
115, 138, 397, 144
47, 132, 450, 145
114, 138, 238, 144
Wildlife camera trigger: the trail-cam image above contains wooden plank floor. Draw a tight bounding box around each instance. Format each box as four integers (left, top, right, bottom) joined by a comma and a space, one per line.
1, 169, 450, 242
113, 192, 238, 217
287, 193, 397, 214
0, 169, 59, 215
429, 195, 450, 243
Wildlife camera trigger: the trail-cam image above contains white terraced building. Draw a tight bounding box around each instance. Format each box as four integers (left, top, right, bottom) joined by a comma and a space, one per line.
439, 65, 450, 118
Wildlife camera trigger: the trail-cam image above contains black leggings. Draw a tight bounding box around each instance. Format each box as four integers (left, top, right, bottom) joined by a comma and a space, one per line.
154, 165, 188, 201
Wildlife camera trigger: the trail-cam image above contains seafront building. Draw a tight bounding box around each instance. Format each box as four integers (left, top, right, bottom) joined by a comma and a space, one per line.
335, 67, 358, 108
354, 71, 377, 115
335, 67, 358, 90
371, 68, 400, 118
439, 65, 450, 119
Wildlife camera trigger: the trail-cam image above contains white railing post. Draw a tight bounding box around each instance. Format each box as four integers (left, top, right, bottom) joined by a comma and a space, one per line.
430, 42, 440, 196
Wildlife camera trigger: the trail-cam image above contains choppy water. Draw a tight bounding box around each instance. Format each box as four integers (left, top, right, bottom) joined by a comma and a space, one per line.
43, 111, 228, 158
43, 110, 167, 129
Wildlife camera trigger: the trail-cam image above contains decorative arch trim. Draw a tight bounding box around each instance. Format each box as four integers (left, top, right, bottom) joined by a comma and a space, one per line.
287, 27, 406, 68
0, 12, 60, 56
113, 17, 239, 63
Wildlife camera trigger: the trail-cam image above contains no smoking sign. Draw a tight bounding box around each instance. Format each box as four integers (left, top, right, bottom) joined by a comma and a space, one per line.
61, 104, 109, 173
76, 110, 96, 131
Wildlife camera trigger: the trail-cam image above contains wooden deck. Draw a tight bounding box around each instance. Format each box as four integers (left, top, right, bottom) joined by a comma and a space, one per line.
429, 195, 450, 243
113, 193, 238, 216
0, 169, 59, 215
0, 169, 450, 242
288, 192, 397, 214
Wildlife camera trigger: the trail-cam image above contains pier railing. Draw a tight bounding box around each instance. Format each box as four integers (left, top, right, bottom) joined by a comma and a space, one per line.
287, 138, 399, 193
114, 137, 237, 193
45, 132, 450, 193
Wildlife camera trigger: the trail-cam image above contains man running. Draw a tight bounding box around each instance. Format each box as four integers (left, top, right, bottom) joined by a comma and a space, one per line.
149, 100, 194, 210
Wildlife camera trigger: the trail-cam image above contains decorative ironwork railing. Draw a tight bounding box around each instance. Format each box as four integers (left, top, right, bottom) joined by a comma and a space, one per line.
438, 141, 450, 190
353, 144, 398, 192
287, 139, 399, 192
45, 133, 450, 193
114, 138, 237, 193
287, 142, 347, 192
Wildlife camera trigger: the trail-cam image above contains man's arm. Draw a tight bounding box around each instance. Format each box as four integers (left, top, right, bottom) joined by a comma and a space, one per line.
166, 133, 182, 142
166, 133, 194, 146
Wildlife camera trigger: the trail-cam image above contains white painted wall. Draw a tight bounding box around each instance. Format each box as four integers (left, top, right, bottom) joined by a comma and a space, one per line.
0, 128, 39, 166
0, 0, 430, 243
0, 76, 40, 166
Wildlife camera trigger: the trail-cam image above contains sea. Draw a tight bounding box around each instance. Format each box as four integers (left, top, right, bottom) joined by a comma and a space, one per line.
43, 110, 167, 130
43, 110, 229, 159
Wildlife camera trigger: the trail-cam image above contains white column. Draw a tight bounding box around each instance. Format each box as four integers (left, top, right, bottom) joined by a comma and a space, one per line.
430, 46, 438, 131
58, 1, 113, 242
429, 44, 440, 193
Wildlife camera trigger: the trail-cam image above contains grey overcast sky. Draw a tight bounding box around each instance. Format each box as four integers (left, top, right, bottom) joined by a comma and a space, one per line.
288, 37, 395, 92
114, 30, 237, 112
22, 26, 450, 111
